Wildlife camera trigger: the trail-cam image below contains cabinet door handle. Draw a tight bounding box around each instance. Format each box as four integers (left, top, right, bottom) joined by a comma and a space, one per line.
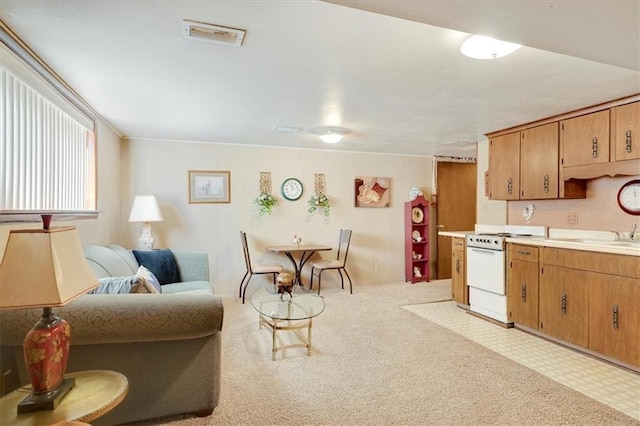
592, 137, 598, 158
626, 130, 632, 153
507, 178, 513, 195
612, 305, 619, 330
521, 283, 527, 302
543, 174, 549, 193
561, 293, 567, 314
517, 250, 531, 256
455, 259, 460, 274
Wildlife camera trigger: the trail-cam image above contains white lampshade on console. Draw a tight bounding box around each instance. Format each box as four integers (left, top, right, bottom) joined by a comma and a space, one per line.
128, 195, 163, 250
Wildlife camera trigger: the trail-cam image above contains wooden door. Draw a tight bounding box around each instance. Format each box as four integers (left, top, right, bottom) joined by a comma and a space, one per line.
436, 161, 476, 279
507, 244, 539, 329
561, 110, 610, 167
612, 101, 640, 161
451, 238, 467, 304
520, 123, 559, 199
539, 265, 589, 348
589, 274, 640, 367
489, 132, 520, 200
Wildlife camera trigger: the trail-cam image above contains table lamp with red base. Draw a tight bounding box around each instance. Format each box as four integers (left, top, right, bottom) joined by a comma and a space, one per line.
0, 215, 98, 413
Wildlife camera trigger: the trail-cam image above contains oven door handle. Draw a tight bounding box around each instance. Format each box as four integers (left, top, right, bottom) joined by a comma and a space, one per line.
469, 248, 500, 254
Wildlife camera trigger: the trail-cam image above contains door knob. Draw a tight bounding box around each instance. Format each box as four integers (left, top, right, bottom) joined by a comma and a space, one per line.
436, 224, 445, 229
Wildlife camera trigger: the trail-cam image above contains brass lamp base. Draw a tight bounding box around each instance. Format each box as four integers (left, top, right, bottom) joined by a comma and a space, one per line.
17, 377, 75, 414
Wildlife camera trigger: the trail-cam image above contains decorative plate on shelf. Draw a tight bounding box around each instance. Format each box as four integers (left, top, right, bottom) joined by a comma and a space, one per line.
411, 207, 424, 223
412, 230, 422, 241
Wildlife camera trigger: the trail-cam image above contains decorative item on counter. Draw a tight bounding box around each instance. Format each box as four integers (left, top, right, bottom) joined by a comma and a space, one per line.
409, 187, 423, 201
254, 172, 278, 216
275, 272, 294, 299
292, 235, 302, 247
308, 173, 331, 217
522, 202, 535, 223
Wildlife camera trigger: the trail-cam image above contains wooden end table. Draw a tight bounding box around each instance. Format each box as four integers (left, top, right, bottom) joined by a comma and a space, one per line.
0, 370, 128, 425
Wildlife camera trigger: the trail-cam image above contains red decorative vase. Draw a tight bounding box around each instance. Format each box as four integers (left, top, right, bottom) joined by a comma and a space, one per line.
23, 308, 70, 395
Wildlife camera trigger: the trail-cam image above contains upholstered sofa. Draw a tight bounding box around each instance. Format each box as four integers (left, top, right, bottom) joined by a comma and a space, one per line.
0, 244, 224, 425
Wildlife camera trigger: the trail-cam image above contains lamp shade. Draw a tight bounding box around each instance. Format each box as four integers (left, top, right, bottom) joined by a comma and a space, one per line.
128, 195, 163, 223
0, 226, 98, 309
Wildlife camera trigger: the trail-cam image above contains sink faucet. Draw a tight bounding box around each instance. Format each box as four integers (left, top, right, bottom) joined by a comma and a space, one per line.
611, 230, 621, 240
631, 224, 637, 240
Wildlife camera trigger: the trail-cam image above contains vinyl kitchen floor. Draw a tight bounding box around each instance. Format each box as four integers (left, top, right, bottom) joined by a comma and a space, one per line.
403, 301, 640, 421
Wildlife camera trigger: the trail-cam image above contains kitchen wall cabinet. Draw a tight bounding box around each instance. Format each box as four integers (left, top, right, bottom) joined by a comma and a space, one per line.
487, 95, 639, 187
488, 123, 585, 200
404, 195, 429, 283
561, 109, 610, 167
507, 244, 539, 329
520, 123, 559, 199
611, 101, 640, 162
451, 237, 467, 305
489, 132, 520, 200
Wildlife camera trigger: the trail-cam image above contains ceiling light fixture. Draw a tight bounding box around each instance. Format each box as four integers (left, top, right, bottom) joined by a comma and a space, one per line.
316, 127, 348, 144
460, 35, 521, 60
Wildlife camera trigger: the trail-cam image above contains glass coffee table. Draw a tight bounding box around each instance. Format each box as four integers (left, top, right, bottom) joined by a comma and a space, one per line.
251, 285, 325, 360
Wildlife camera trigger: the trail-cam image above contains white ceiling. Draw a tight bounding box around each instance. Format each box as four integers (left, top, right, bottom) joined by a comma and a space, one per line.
1, 0, 639, 158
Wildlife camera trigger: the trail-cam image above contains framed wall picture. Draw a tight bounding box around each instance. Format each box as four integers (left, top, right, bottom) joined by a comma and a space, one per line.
355, 176, 390, 208
188, 170, 231, 204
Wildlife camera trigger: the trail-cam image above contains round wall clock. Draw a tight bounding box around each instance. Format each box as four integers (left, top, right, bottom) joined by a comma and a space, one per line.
281, 178, 303, 201
617, 179, 640, 215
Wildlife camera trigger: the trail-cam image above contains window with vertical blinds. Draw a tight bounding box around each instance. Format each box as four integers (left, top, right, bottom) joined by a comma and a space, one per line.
0, 28, 97, 221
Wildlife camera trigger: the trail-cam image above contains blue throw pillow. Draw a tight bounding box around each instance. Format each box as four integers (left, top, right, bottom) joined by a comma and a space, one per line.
132, 249, 180, 285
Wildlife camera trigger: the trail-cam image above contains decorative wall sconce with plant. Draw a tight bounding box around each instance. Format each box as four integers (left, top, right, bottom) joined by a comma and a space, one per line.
308, 173, 330, 217
254, 172, 277, 216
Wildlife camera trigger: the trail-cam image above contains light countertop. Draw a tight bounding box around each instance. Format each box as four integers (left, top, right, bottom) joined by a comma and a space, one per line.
438, 231, 640, 257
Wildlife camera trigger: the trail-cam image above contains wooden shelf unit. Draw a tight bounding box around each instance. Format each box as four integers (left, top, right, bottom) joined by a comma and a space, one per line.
404, 195, 430, 283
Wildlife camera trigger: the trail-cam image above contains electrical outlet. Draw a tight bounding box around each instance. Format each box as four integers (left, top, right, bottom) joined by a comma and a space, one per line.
375, 263, 380, 272
566, 212, 579, 225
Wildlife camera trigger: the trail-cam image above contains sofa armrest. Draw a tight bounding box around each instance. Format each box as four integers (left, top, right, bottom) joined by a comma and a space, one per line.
172, 251, 209, 282
0, 293, 223, 346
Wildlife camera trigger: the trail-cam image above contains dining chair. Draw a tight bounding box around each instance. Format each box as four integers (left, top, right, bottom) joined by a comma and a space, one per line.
239, 231, 284, 304
309, 229, 353, 295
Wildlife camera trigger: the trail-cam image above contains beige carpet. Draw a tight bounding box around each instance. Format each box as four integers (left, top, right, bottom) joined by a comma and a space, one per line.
129, 280, 637, 425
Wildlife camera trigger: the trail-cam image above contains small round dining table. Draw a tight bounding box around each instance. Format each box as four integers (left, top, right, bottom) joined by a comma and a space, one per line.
265, 244, 332, 287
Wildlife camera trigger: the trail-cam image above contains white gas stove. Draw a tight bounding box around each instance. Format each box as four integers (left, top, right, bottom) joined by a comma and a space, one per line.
466, 225, 546, 323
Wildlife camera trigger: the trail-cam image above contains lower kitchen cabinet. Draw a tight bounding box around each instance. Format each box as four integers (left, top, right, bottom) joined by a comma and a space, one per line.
589, 273, 640, 367
507, 244, 539, 329
451, 237, 467, 305
539, 264, 589, 348
538, 247, 640, 368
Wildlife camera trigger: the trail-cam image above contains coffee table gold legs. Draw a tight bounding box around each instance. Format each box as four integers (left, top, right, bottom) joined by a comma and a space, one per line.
259, 315, 314, 361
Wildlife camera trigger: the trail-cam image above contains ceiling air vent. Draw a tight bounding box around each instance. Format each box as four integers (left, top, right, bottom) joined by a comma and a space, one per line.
182, 19, 246, 47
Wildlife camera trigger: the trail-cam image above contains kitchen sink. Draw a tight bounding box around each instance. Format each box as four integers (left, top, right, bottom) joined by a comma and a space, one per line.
546, 238, 640, 248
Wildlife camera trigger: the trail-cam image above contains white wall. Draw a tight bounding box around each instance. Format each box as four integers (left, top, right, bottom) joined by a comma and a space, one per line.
121, 138, 433, 296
